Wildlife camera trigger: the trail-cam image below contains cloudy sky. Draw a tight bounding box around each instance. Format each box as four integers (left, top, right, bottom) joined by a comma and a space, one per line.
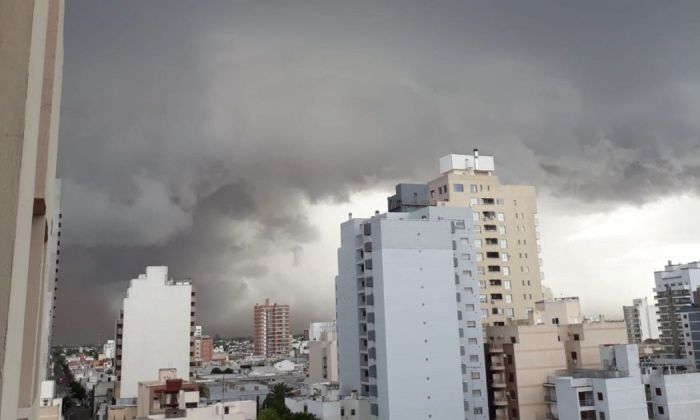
54, 0, 700, 344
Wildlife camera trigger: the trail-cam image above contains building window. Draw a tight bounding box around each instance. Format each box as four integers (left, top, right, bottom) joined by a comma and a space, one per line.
497, 213, 505, 222
599, 412, 606, 420
454, 183, 464, 192
658, 406, 665, 415
470, 185, 478, 193
474, 407, 483, 414
470, 355, 479, 362
471, 372, 480, 380
467, 321, 476, 328
597, 392, 603, 401
656, 388, 662, 396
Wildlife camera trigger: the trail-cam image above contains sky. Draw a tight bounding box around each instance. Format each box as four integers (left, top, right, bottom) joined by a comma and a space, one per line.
54, 0, 700, 344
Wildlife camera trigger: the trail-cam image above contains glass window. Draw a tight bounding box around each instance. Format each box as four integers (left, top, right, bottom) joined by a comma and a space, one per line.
454, 183, 464, 192
498, 225, 506, 234
506, 308, 515, 317
505, 295, 512, 303
474, 239, 482, 248
504, 280, 511, 289
503, 267, 510, 276
470, 184, 478, 193
472, 213, 480, 221
500, 239, 507, 249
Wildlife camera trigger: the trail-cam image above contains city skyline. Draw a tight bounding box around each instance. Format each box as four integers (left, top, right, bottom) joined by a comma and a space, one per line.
54, 0, 700, 344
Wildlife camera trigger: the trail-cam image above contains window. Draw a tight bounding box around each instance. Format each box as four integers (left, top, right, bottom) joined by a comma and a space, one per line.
473, 389, 481, 397
500, 239, 507, 248
505, 295, 512, 303
458, 311, 463, 320
341, 408, 345, 416
476, 253, 483, 261
480, 295, 487, 303
430, 190, 435, 198
467, 321, 477, 328
470, 197, 478, 205
474, 407, 483, 415
497, 212, 505, 222
466, 304, 475, 311
438, 186, 443, 194
599, 412, 606, 420
597, 392, 603, 401
470, 184, 478, 193
498, 225, 506, 234
468, 338, 478, 344
503, 267, 510, 276
471, 372, 480, 379
658, 406, 664, 415
573, 334, 580, 341
501, 253, 509, 262
351, 409, 356, 416
469, 355, 479, 362
459, 328, 464, 337
504, 280, 511, 289
506, 308, 514, 317
456, 293, 461, 302
454, 183, 464, 192
655, 388, 662, 396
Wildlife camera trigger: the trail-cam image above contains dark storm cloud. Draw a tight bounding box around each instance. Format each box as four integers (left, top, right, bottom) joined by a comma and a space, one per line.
55, 0, 700, 343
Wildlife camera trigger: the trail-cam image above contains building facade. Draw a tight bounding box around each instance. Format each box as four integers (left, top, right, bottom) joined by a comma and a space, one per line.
115, 266, 195, 398
654, 261, 700, 358
308, 329, 338, 384
427, 152, 545, 326
336, 206, 488, 420
0, 1, 65, 418
485, 300, 628, 420
253, 299, 291, 357
624, 297, 660, 345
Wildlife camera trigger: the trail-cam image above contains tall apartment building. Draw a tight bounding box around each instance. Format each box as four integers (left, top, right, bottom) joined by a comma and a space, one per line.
336, 206, 488, 420
308, 321, 336, 342
0, 1, 65, 418
115, 266, 195, 399
308, 321, 338, 384
485, 299, 628, 420
253, 299, 291, 357
654, 261, 700, 358
624, 297, 660, 345
427, 152, 545, 326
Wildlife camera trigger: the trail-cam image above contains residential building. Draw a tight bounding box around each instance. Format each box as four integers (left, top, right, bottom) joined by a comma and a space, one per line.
654, 261, 700, 358
38, 381, 63, 420
195, 335, 213, 364
485, 300, 627, 420
0, 1, 65, 418
624, 297, 660, 344
308, 329, 338, 384
336, 206, 488, 420
532, 297, 581, 326
253, 299, 291, 357
194, 325, 203, 337
103, 339, 116, 360
386, 183, 430, 213
137, 369, 197, 417
309, 321, 336, 342
545, 344, 648, 420
645, 364, 700, 419
427, 152, 545, 326
286, 384, 371, 420
115, 266, 195, 398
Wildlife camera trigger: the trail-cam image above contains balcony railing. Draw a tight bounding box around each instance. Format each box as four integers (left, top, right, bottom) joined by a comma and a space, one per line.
578, 398, 595, 407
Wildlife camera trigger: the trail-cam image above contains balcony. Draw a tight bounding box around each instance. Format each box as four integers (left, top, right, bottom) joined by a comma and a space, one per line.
578, 398, 595, 408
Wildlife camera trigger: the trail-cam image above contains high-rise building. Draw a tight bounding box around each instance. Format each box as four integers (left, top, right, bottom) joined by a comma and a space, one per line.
654, 261, 700, 358
115, 266, 195, 399
253, 299, 291, 357
336, 206, 488, 420
624, 297, 660, 345
427, 152, 545, 326
194, 335, 213, 364
308, 321, 336, 342
103, 339, 116, 360
0, 1, 65, 418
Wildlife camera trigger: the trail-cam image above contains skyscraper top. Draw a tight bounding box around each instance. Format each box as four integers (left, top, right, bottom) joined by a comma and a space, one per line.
439, 151, 495, 174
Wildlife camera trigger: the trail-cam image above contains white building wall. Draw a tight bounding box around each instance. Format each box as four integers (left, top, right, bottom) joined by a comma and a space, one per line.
648, 372, 700, 420
309, 321, 336, 342
119, 266, 192, 398
336, 207, 487, 420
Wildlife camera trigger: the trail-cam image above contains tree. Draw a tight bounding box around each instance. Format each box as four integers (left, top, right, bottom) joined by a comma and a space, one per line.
198, 383, 210, 400
211, 367, 222, 374
258, 408, 282, 420
223, 367, 234, 374
286, 413, 319, 420
261, 383, 292, 415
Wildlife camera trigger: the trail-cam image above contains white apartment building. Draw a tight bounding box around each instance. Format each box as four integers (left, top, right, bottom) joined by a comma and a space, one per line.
546, 344, 648, 420
309, 321, 336, 342
654, 261, 700, 358
308, 324, 338, 384
103, 339, 116, 360
336, 206, 488, 420
115, 266, 195, 398
427, 152, 545, 326
624, 297, 660, 344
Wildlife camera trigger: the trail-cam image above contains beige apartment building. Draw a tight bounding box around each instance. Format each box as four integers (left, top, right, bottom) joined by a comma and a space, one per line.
253, 299, 291, 357
484, 300, 628, 420
427, 152, 545, 326
0, 1, 65, 419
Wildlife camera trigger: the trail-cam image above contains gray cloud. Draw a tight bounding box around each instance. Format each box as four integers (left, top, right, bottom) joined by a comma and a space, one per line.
55, 0, 700, 344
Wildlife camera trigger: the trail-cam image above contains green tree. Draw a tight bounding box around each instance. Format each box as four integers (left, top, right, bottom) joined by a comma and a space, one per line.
258, 408, 283, 420
198, 383, 210, 400
286, 413, 319, 420
211, 367, 222, 374
223, 367, 234, 374
261, 383, 292, 415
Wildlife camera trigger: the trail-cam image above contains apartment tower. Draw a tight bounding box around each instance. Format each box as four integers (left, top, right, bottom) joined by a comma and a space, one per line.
115, 266, 195, 398
0, 1, 65, 418
253, 299, 291, 357
654, 261, 700, 359
623, 297, 660, 345
336, 205, 488, 420
427, 152, 545, 325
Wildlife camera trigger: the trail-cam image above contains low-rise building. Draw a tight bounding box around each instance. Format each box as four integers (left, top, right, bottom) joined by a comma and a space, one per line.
285, 383, 371, 420
137, 369, 198, 417
308, 330, 338, 384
